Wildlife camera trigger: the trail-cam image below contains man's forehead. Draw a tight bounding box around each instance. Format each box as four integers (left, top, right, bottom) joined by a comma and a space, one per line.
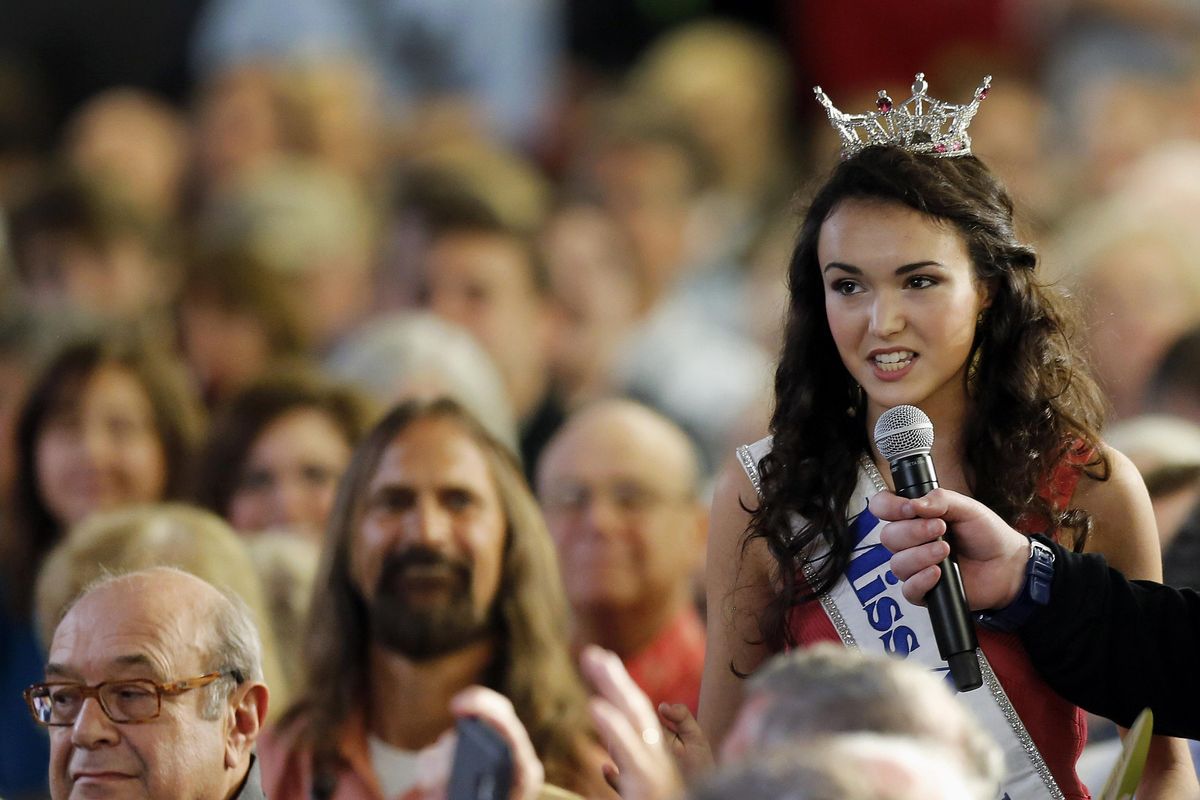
46, 650, 171, 683
546, 431, 692, 494
49, 577, 209, 679
371, 421, 497, 486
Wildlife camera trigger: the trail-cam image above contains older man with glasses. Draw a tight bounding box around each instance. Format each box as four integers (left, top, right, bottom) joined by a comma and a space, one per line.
537, 399, 709, 716
24, 567, 270, 800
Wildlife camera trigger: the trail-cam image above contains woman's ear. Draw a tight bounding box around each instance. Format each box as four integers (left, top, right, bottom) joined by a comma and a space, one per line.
977, 277, 997, 311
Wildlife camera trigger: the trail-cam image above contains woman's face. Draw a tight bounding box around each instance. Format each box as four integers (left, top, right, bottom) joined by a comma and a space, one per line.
819, 199, 990, 422
227, 407, 353, 540
35, 364, 168, 526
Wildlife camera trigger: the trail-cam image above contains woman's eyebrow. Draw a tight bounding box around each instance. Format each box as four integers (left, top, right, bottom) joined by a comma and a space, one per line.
895, 261, 943, 275
823, 260, 943, 275
822, 262, 861, 274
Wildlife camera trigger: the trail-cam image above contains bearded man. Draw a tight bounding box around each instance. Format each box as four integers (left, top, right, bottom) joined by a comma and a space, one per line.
258, 398, 606, 799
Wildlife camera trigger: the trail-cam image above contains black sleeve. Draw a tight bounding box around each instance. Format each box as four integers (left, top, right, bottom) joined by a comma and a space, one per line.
1019, 536, 1200, 739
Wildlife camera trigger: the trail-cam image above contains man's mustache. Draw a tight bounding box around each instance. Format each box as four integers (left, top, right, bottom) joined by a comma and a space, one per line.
374, 547, 472, 595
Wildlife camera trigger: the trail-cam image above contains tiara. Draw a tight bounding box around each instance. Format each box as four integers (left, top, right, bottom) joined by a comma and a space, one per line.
814, 73, 991, 159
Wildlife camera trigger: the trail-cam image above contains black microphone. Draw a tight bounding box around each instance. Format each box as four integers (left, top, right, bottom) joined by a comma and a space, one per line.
874, 405, 982, 692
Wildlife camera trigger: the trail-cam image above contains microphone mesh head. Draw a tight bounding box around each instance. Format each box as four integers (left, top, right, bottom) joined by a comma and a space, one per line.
874, 405, 935, 463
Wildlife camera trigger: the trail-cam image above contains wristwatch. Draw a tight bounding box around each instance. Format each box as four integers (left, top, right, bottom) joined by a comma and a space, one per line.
976, 537, 1055, 632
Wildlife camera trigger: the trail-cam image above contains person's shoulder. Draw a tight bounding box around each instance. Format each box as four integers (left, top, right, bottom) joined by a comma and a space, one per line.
1073, 442, 1145, 508
720, 434, 772, 502
256, 715, 315, 800
1075, 442, 1162, 578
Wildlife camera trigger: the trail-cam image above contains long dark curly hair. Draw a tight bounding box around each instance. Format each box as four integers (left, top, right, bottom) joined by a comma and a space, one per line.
748, 146, 1108, 652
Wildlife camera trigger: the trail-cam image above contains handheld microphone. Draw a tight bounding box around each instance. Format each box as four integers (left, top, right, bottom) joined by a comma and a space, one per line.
874, 405, 982, 692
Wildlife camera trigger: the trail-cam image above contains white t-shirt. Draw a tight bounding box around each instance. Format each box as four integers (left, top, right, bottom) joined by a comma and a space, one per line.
368, 734, 421, 799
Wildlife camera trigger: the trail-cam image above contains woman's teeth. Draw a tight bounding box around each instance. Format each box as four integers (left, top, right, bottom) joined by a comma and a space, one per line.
873, 351, 914, 372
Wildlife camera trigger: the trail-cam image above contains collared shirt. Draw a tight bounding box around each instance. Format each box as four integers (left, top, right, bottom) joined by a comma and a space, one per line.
234, 755, 267, 800
622, 605, 706, 716
257, 712, 584, 800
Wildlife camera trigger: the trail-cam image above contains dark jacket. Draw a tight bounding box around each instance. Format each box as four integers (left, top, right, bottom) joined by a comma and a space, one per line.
1021, 536, 1200, 739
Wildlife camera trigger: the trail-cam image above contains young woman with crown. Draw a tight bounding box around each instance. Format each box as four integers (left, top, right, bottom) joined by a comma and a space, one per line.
689, 75, 1197, 798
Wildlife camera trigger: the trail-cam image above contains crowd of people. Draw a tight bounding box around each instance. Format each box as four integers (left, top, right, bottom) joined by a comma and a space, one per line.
6, 2, 1200, 799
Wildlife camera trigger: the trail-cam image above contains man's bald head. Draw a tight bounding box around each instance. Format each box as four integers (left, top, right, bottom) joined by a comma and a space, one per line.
58, 567, 265, 695
44, 566, 268, 800
537, 399, 706, 617
538, 398, 702, 497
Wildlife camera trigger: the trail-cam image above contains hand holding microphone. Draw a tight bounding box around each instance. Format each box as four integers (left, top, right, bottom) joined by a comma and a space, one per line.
874, 405, 983, 692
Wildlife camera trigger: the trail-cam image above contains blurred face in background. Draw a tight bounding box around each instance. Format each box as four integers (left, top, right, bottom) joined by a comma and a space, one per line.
537, 402, 704, 615
19, 231, 172, 321
64, 89, 190, 220
541, 206, 640, 405
192, 66, 283, 193
35, 364, 168, 527
227, 407, 353, 540
422, 230, 553, 416
179, 298, 275, 404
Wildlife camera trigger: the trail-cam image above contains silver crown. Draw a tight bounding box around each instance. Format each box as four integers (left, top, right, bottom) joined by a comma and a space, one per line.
814, 73, 991, 159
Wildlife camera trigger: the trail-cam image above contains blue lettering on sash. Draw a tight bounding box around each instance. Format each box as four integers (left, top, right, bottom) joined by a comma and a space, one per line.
931, 665, 961, 694
880, 627, 919, 656
850, 505, 880, 546
847, 506, 921, 659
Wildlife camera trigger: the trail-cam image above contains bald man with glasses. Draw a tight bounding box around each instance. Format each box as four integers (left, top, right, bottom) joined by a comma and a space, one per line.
24, 567, 269, 800
537, 399, 709, 715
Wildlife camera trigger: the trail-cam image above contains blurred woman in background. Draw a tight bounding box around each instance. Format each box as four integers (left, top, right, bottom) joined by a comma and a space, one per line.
193, 369, 374, 542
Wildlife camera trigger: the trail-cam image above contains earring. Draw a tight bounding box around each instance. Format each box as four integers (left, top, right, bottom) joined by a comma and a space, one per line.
847, 381, 865, 417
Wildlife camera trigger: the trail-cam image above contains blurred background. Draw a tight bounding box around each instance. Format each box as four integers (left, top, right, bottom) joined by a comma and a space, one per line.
4, 0, 1200, 793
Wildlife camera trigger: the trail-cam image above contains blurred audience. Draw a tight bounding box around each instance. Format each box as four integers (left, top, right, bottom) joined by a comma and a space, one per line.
244, 532, 322, 691
1046, 192, 1200, 420
570, 95, 714, 314
1, 333, 202, 800
578, 642, 1002, 800
198, 156, 377, 353
191, 0, 560, 151
61, 88, 190, 224
191, 64, 288, 194
1148, 323, 1200, 424
0, 311, 39, 507
538, 400, 707, 714
6, 171, 180, 326
410, 188, 564, 474
177, 246, 308, 407
5, 333, 202, 622
1105, 415, 1200, 554
325, 311, 519, 455
687, 735, 990, 800
1106, 414, 1200, 593
628, 20, 798, 265
539, 202, 640, 407
193, 370, 374, 542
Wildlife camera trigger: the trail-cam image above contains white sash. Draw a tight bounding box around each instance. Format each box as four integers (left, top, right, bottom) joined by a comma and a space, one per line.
737, 440, 1065, 800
